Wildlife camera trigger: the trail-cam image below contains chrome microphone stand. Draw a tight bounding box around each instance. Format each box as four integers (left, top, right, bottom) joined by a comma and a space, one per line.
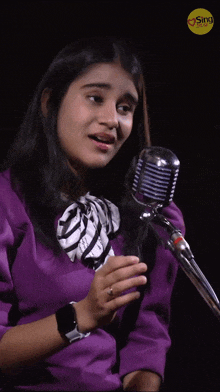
139, 204, 220, 322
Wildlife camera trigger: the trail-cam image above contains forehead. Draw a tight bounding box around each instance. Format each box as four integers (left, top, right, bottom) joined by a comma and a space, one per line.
71, 62, 138, 99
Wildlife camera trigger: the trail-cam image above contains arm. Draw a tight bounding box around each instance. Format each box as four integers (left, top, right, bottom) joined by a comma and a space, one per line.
123, 370, 161, 391
0, 255, 147, 374
0, 313, 68, 374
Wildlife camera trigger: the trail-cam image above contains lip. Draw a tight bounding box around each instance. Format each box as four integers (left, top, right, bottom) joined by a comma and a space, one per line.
88, 132, 116, 151
89, 132, 116, 145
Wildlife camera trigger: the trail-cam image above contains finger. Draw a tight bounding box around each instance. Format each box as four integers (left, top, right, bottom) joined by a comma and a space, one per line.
107, 290, 141, 310
98, 255, 140, 276
104, 262, 147, 290
107, 275, 147, 300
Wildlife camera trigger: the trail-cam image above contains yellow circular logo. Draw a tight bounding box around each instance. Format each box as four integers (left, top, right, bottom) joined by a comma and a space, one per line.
187, 8, 214, 35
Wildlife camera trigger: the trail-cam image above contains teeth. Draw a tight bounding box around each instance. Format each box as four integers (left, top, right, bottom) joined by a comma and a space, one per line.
97, 137, 110, 143
91, 136, 111, 144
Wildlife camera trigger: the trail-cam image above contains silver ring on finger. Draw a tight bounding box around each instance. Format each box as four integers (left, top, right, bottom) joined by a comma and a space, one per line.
107, 287, 114, 297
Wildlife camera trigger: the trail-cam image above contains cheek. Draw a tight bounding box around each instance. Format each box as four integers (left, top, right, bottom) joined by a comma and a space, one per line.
121, 117, 133, 140
57, 103, 83, 143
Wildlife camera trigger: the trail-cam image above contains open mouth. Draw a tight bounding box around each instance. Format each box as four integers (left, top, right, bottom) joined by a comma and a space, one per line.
89, 134, 115, 145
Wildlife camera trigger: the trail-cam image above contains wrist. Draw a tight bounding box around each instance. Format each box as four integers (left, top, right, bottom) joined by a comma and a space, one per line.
73, 299, 98, 334
55, 301, 90, 343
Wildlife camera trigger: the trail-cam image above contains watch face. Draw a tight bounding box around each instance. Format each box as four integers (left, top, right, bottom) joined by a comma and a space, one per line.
56, 303, 77, 335
56, 303, 90, 343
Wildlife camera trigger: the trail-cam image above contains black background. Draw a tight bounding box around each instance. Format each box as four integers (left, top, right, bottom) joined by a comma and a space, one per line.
1, 1, 220, 390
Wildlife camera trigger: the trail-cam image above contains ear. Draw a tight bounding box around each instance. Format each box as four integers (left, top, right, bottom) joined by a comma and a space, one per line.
41, 88, 52, 117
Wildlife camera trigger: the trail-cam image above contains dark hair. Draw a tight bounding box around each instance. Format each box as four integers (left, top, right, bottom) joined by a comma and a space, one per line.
3, 36, 151, 252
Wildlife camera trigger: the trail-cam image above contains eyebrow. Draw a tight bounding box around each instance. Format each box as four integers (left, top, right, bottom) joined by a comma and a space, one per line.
81, 82, 139, 105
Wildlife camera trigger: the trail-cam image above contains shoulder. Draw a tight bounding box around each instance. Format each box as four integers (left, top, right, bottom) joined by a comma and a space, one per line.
0, 169, 22, 205
0, 168, 11, 188
0, 169, 28, 228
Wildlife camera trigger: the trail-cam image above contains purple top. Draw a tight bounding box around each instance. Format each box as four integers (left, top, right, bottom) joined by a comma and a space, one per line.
0, 170, 185, 391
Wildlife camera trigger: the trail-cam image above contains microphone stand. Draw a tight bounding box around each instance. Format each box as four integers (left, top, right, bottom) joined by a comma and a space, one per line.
140, 206, 220, 323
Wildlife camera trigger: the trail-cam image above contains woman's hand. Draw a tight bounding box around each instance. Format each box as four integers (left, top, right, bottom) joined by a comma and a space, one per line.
74, 255, 147, 333
0, 255, 147, 374
123, 370, 161, 391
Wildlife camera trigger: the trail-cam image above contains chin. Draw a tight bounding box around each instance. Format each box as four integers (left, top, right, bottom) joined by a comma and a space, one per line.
68, 158, 110, 173
86, 156, 114, 169
88, 162, 109, 170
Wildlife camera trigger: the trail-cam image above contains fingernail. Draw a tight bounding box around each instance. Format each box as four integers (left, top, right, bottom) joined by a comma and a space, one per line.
141, 276, 147, 284
130, 256, 139, 263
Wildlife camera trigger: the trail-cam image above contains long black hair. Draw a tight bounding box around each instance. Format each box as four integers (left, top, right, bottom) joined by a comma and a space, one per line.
2, 36, 151, 253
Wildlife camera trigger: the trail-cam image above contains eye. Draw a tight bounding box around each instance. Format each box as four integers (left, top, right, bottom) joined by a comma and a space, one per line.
88, 95, 103, 104
117, 104, 133, 115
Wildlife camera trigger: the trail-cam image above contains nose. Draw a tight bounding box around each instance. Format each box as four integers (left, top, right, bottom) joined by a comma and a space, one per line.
98, 103, 119, 130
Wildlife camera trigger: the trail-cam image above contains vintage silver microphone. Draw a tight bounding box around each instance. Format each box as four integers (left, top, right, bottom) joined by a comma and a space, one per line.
132, 146, 220, 322
132, 146, 180, 207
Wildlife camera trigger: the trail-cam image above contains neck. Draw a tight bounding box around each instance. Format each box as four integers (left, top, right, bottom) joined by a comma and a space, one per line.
65, 159, 89, 197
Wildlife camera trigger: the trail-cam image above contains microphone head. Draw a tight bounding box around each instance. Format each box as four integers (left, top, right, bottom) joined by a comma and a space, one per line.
132, 146, 180, 207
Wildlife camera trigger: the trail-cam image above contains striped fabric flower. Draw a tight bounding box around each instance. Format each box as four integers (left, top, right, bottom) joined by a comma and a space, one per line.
57, 193, 120, 270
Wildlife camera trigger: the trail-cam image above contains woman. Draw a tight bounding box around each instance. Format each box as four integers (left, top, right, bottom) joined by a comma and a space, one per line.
0, 37, 184, 391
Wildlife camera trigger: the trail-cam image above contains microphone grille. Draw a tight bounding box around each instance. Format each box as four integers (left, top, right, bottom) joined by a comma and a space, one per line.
132, 147, 180, 206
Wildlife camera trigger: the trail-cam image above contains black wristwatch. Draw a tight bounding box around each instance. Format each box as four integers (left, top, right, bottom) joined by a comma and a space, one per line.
55, 301, 90, 343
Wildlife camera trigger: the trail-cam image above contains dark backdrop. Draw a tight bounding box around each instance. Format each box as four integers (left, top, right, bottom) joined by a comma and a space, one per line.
1, 1, 220, 391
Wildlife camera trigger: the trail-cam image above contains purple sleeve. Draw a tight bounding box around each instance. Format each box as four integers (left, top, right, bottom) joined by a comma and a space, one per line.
0, 196, 15, 339
0, 171, 27, 340
119, 202, 185, 380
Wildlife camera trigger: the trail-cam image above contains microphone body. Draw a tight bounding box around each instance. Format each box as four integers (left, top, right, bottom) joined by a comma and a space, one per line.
132, 146, 220, 322
132, 146, 180, 208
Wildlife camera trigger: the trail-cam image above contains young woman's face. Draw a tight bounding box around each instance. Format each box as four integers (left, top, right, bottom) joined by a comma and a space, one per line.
56, 62, 139, 174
